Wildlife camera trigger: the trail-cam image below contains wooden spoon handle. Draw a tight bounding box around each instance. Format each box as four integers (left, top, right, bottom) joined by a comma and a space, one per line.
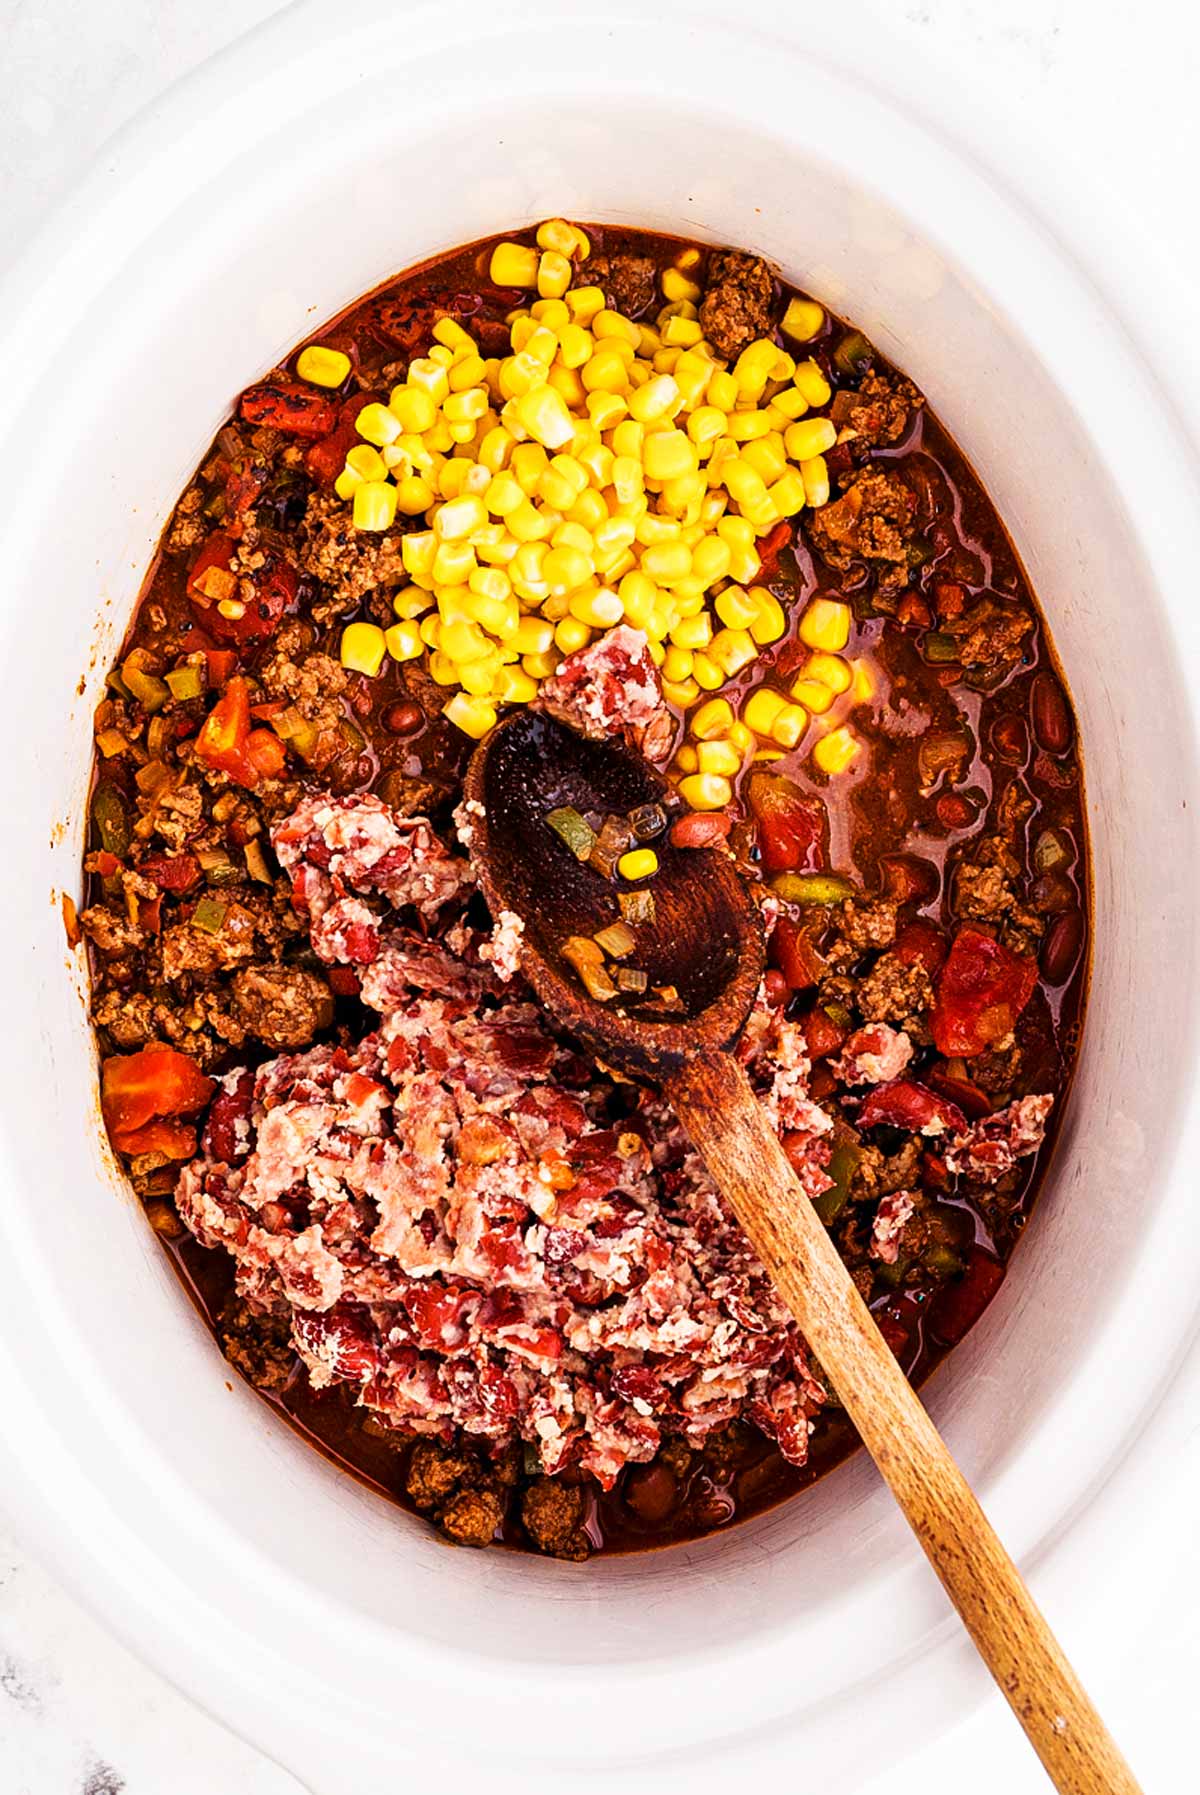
667, 1049, 1140, 1795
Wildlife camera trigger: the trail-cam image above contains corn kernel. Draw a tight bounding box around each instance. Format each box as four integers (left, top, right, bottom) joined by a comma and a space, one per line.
785, 418, 838, 461
356, 401, 402, 447
427, 649, 455, 682
768, 470, 807, 517
697, 738, 743, 776
662, 645, 694, 683
662, 676, 701, 707
638, 541, 690, 583
495, 664, 539, 704
643, 430, 698, 482
793, 358, 832, 407
813, 725, 860, 775
542, 545, 594, 594
678, 773, 732, 811
674, 744, 699, 774
297, 344, 351, 387
745, 589, 784, 646
661, 267, 702, 304
490, 242, 539, 287
781, 297, 825, 342
742, 436, 788, 483
792, 453, 827, 507
581, 346, 630, 394
443, 692, 498, 738
384, 621, 423, 662
728, 721, 754, 754
789, 677, 833, 715
771, 703, 809, 749
617, 570, 658, 629
713, 586, 757, 630
629, 375, 681, 423
537, 250, 572, 300
522, 649, 560, 680
806, 652, 852, 694
662, 315, 703, 347
617, 848, 658, 881
799, 597, 852, 652
743, 687, 788, 736
670, 612, 713, 651
691, 651, 723, 690
394, 474, 436, 514
434, 493, 487, 540
443, 388, 488, 426
339, 621, 387, 677
401, 533, 436, 579
448, 353, 487, 392
554, 616, 592, 655
691, 697, 735, 740
536, 218, 580, 258
769, 386, 810, 420
515, 384, 575, 450
345, 443, 388, 483
567, 285, 606, 323
569, 586, 624, 628
408, 357, 451, 403
709, 627, 758, 677
352, 481, 398, 532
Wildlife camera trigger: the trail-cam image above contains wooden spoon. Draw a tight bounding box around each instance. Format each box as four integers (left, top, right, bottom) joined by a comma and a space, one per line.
466, 709, 1140, 1795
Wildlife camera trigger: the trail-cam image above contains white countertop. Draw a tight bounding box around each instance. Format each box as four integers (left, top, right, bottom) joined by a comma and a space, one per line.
1, 1, 1196, 1790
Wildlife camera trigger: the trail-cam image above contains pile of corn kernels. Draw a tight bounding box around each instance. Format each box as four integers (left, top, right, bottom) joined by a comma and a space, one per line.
320, 220, 866, 804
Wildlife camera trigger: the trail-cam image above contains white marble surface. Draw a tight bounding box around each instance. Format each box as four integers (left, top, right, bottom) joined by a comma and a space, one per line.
1, 1, 1197, 1790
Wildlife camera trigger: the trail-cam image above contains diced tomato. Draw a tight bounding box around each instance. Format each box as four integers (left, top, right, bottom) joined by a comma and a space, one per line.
931, 925, 1038, 1057
111, 1117, 197, 1160
101, 1043, 214, 1142
193, 676, 285, 788
770, 915, 827, 990
755, 519, 793, 582
892, 917, 949, 977
206, 556, 298, 647
928, 1247, 1005, 1345
223, 458, 268, 533
137, 852, 200, 893
238, 380, 338, 439
801, 1004, 850, 1060
183, 629, 239, 687
304, 393, 381, 489
748, 774, 827, 875
858, 1078, 967, 1135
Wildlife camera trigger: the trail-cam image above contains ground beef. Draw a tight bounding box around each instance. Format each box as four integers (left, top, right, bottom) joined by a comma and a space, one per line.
439, 1485, 506, 1548
406, 1438, 473, 1511
165, 484, 208, 555
830, 370, 924, 449
81, 905, 145, 957
175, 789, 833, 1490
805, 467, 917, 587
521, 1477, 590, 1561
699, 250, 775, 359
537, 624, 674, 760
297, 491, 408, 608
260, 640, 351, 774
826, 896, 898, 971
578, 253, 657, 318
856, 952, 933, 1026
944, 596, 1034, 687
218, 1296, 295, 1392
230, 964, 334, 1049
850, 1138, 922, 1204
160, 899, 267, 980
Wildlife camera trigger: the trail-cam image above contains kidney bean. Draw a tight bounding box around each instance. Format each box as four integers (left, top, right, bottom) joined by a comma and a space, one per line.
669, 811, 731, 849
382, 701, 424, 735
762, 969, 791, 1007
624, 1462, 679, 1525
936, 793, 976, 830
1029, 870, 1075, 914
1041, 909, 1084, 985
1031, 671, 1073, 754
990, 713, 1028, 763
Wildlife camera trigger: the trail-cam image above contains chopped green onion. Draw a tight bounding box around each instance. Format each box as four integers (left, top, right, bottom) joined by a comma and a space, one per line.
619, 888, 656, 925
593, 921, 636, 958
121, 650, 170, 714
822, 999, 853, 1030
589, 815, 634, 878
546, 806, 597, 861
244, 839, 272, 883
562, 934, 616, 1001
616, 967, 648, 995
95, 729, 128, 759
191, 896, 228, 935
1033, 828, 1069, 873
924, 1245, 965, 1277
811, 1144, 859, 1226
770, 872, 856, 905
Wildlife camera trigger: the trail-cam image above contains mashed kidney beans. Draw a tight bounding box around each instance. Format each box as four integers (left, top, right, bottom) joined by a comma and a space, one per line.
81, 222, 1088, 1559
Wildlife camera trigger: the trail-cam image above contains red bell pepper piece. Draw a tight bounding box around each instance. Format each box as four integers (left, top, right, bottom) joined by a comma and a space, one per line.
239, 380, 338, 439
931, 925, 1038, 1057
770, 916, 827, 990
801, 1004, 850, 1061
928, 1247, 1005, 1345
111, 1117, 198, 1160
305, 392, 381, 489
101, 1043, 214, 1143
193, 676, 286, 789
858, 1078, 967, 1135
754, 519, 793, 582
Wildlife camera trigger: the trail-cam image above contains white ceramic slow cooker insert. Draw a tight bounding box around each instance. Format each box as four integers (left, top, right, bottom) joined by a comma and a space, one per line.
0, 4, 1197, 1790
